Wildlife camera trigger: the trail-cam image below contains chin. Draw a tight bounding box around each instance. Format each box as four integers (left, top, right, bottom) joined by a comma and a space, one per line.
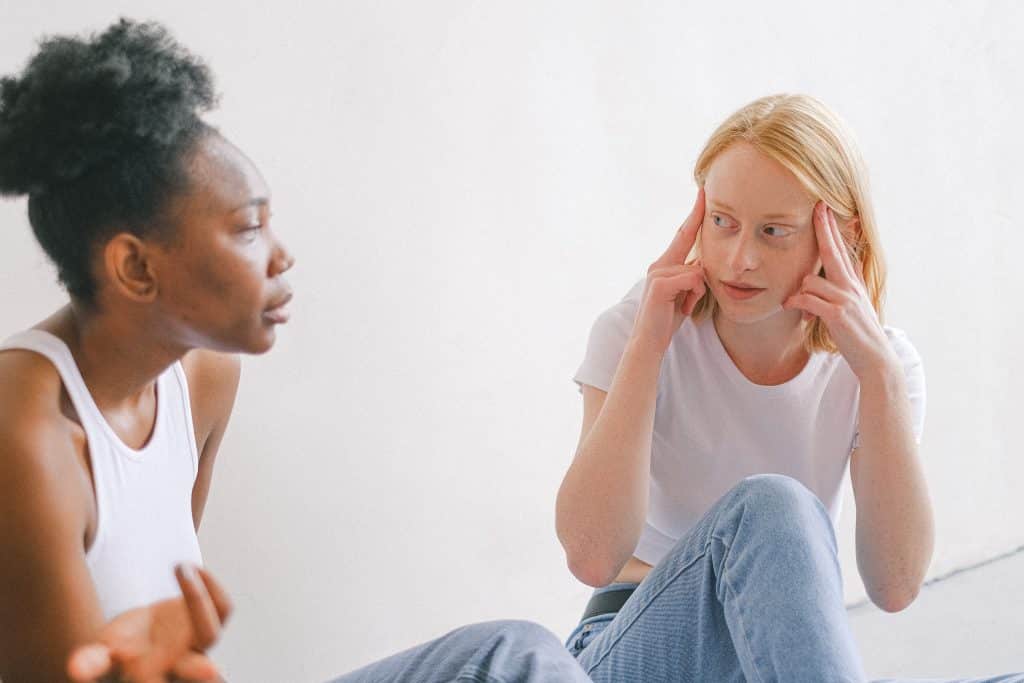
247, 327, 277, 354
715, 299, 785, 326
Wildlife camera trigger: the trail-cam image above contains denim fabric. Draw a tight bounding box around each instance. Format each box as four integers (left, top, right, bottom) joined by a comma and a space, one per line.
326, 619, 591, 683
563, 474, 1024, 683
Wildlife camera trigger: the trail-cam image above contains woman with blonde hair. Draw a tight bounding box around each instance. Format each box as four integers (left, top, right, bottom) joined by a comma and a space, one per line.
556, 94, 1022, 681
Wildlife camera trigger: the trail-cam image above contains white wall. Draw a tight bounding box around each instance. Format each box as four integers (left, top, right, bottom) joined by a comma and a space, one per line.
2, 1, 1022, 680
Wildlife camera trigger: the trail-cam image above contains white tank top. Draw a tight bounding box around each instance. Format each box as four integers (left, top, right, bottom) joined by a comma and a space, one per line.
0, 329, 203, 620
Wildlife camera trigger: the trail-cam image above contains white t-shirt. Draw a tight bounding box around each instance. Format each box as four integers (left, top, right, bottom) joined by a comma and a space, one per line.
572, 278, 926, 566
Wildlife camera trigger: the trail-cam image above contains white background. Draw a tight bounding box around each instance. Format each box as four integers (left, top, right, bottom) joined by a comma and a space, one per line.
1, 2, 1022, 680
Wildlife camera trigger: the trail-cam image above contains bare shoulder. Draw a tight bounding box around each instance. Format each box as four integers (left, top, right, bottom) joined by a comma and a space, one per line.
0, 348, 71, 451
180, 350, 242, 441
0, 348, 89, 506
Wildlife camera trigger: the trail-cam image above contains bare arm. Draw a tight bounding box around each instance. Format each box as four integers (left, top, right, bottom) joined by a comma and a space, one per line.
0, 355, 106, 682
850, 362, 933, 612
556, 342, 663, 586
784, 203, 934, 613
557, 190, 707, 587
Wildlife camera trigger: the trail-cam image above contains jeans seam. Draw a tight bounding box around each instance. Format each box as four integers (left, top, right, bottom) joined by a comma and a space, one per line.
719, 545, 767, 683
583, 541, 713, 675
454, 665, 505, 683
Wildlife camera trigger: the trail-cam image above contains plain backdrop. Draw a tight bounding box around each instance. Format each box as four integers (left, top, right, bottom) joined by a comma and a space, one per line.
1, 1, 1022, 680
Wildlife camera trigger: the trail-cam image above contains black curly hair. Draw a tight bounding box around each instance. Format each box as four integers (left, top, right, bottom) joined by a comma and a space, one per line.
0, 18, 217, 302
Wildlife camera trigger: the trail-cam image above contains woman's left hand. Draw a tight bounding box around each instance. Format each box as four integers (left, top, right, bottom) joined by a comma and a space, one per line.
66, 565, 231, 683
783, 201, 897, 379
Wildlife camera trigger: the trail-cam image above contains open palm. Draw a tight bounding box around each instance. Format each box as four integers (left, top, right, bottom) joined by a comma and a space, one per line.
67, 565, 231, 683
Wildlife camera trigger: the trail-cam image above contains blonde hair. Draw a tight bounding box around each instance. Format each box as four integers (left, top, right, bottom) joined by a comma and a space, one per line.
690, 94, 886, 354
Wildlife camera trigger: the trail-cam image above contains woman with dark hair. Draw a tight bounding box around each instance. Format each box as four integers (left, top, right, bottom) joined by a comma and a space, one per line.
0, 19, 589, 683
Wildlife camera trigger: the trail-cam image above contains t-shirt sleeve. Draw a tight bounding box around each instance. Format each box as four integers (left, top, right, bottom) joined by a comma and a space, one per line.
852, 327, 927, 449
572, 278, 646, 394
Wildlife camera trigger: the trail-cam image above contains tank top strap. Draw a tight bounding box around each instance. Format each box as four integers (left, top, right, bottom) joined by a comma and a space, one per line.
168, 361, 201, 479
1, 329, 198, 472
0, 329, 109, 444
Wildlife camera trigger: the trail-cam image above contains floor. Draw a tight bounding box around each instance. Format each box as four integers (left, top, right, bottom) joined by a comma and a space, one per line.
848, 547, 1024, 680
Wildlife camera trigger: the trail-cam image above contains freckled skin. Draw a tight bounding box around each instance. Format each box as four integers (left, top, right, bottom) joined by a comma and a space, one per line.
612, 143, 859, 585
699, 142, 823, 325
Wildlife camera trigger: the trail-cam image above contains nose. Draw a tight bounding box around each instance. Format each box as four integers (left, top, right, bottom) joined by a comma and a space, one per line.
727, 229, 760, 273
270, 238, 296, 276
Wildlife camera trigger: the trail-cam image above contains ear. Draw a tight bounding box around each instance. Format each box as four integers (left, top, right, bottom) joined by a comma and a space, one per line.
101, 233, 159, 303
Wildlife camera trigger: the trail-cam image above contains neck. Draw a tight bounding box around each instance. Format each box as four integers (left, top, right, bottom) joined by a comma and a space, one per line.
712, 307, 810, 385
47, 301, 188, 411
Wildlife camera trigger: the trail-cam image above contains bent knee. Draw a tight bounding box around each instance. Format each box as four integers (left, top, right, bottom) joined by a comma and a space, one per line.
471, 619, 562, 649
731, 474, 826, 522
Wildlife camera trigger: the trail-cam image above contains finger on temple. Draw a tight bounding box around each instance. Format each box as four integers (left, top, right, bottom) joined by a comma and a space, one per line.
658, 187, 705, 266
813, 201, 846, 281
827, 207, 859, 280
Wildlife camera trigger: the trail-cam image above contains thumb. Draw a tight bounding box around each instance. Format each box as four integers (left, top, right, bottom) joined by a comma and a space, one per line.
67, 643, 113, 681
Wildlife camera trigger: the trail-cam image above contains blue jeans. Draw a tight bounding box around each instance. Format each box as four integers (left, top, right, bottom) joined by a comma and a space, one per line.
564, 474, 1023, 683
327, 619, 590, 682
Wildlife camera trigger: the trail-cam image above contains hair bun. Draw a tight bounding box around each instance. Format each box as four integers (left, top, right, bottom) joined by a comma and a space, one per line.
0, 18, 216, 196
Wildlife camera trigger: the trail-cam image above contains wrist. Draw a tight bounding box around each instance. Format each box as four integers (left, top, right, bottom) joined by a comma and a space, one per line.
856, 353, 903, 389
624, 335, 667, 364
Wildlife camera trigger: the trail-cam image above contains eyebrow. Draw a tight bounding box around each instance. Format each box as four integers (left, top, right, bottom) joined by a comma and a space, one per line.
709, 200, 800, 222
231, 197, 270, 212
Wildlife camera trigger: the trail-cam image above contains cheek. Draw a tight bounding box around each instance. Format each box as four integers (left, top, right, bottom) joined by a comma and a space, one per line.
778, 242, 820, 291
182, 250, 263, 315
697, 231, 724, 268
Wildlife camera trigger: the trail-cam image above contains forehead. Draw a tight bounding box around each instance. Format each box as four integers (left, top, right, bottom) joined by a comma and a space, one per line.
703, 142, 812, 216
183, 133, 269, 214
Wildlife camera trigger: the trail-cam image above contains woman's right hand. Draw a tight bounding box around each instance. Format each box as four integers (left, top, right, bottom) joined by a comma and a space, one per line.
631, 188, 707, 354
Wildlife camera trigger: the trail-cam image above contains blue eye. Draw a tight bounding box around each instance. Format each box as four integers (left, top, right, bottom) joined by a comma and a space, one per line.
763, 225, 789, 237
712, 214, 730, 228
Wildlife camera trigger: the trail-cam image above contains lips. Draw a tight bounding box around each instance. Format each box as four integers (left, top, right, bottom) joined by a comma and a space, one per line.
263, 291, 293, 324
721, 280, 762, 290
720, 280, 765, 301
266, 291, 293, 311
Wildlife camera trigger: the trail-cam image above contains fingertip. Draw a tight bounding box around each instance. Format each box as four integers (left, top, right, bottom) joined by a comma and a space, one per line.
176, 563, 199, 585
173, 652, 220, 680
67, 644, 111, 679
197, 566, 234, 622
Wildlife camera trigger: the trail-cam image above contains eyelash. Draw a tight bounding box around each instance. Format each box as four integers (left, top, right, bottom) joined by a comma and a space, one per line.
240, 212, 274, 238
711, 214, 789, 238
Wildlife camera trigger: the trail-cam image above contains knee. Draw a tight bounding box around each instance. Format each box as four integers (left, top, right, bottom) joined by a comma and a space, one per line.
729, 474, 828, 528
472, 619, 562, 650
